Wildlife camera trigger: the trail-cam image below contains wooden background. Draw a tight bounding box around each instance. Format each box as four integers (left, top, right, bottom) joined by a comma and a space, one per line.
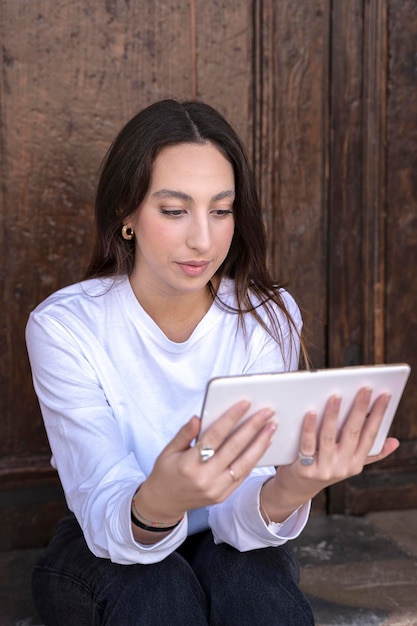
1, 0, 416, 548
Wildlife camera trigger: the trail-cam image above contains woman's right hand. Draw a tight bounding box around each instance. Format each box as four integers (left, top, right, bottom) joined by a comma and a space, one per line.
132, 401, 276, 538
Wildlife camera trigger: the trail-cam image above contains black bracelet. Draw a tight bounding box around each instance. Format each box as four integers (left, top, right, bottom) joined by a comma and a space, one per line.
130, 511, 182, 533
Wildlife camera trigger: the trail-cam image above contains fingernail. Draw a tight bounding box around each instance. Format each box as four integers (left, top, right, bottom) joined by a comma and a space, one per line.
332, 395, 342, 410
266, 420, 278, 437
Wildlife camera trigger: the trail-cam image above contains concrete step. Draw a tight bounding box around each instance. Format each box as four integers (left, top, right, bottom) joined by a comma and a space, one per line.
293, 509, 417, 625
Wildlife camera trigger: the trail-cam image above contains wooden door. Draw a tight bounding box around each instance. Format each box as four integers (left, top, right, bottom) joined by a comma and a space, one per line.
325, 0, 417, 513
1, 0, 415, 548
252, 0, 417, 514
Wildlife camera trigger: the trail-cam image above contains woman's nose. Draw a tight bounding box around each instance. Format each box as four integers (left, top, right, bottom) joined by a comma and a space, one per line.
186, 216, 211, 252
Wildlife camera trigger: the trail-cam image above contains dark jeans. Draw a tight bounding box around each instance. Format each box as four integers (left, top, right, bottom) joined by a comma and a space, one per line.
32, 514, 314, 625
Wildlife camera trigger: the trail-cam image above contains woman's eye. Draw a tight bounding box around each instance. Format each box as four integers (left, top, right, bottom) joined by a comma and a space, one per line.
212, 208, 234, 218
160, 208, 185, 217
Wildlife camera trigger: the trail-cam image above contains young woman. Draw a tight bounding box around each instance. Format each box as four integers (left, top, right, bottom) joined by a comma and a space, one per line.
26, 99, 398, 625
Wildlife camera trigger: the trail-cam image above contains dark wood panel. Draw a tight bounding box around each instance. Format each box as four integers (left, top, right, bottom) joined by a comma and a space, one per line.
327, 0, 388, 369
1, 0, 193, 461
0, 457, 67, 549
361, 0, 388, 365
330, 471, 417, 515
385, 0, 417, 439
194, 0, 252, 146
328, 440, 417, 514
252, 0, 330, 368
327, 0, 364, 368
326, 0, 417, 513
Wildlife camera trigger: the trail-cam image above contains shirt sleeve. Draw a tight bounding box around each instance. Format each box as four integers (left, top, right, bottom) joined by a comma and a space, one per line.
208, 292, 311, 550
208, 472, 311, 551
26, 310, 188, 565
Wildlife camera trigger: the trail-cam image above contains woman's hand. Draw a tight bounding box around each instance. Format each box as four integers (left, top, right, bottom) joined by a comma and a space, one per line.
261, 387, 400, 523
134, 401, 277, 532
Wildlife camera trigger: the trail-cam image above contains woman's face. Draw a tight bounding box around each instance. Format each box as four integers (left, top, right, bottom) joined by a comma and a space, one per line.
127, 141, 235, 299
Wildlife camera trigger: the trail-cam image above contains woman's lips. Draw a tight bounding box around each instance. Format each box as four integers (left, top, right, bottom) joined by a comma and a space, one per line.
176, 261, 210, 277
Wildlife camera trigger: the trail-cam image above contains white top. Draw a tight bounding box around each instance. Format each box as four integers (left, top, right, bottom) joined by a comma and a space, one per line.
26, 276, 310, 564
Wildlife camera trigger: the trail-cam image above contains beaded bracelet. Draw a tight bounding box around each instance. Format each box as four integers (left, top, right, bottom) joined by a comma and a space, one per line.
130, 511, 182, 532
131, 489, 183, 533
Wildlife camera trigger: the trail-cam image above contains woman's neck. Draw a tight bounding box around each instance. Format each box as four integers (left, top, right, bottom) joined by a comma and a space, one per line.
129, 279, 216, 343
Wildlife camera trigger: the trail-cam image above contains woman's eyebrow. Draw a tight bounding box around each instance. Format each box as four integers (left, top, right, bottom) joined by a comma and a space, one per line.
213, 189, 235, 201
152, 189, 192, 201
152, 188, 235, 201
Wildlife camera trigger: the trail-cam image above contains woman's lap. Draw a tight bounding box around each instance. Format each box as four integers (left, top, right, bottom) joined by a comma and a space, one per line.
187, 530, 313, 625
33, 515, 314, 626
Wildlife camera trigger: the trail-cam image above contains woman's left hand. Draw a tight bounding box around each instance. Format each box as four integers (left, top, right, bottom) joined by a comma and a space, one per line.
261, 387, 400, 522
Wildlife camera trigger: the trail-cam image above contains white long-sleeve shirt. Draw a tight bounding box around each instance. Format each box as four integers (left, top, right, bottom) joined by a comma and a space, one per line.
26, 275, 310, 564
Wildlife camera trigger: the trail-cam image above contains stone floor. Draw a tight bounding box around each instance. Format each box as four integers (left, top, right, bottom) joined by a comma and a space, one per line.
293, 509, 417, 625
0, 510, 416, 625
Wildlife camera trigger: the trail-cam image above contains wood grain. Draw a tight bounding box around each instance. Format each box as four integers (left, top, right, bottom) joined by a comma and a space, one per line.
385, 0, 417, 438
327, 0, 364, 368
252, 0, 330, 368
1, 0, 194, 462
361, 0, 388, 366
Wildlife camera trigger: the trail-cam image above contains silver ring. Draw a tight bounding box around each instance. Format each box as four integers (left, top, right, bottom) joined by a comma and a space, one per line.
298, 451, 316, 466
228, 466, 239, 482
196, 441, 215, 463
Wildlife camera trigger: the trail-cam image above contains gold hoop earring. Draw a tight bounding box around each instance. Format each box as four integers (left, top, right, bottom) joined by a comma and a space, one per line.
121, 225, 134, 240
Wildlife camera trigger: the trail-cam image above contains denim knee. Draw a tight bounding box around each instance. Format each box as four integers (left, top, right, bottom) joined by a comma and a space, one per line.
32, 516, 208, 626
190, 534, 314, 626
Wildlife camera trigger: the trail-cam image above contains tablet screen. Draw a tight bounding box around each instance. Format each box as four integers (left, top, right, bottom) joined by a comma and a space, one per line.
199, 364, 410, 466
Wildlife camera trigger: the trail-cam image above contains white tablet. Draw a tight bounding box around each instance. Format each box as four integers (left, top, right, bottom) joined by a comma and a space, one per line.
199, 363, 410, 467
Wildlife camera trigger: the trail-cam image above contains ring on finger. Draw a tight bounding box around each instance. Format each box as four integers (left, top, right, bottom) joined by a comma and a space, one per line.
228, 465, 239, 482
298, 451, 316, 466
196, 441, 216, 463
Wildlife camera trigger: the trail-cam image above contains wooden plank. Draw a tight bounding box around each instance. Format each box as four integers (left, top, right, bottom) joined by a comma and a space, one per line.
193, 0, 253, 145
327, 0, 364, 368
361, 0, 388, 365
251, 0, 279, 244
0, 457, 66, 549
264, 0, 330, 368
0, 483, 67, 549
0, 39, 7, 462
327, 0, 417, 513
329, 440, 417, 513
327, 0, 388, 369
328, 470, 417, 516
331, 469, 417, 515
385, 0, 417, 439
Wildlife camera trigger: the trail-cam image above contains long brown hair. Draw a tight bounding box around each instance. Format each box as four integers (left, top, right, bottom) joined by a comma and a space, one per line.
86, 99, 308, 366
